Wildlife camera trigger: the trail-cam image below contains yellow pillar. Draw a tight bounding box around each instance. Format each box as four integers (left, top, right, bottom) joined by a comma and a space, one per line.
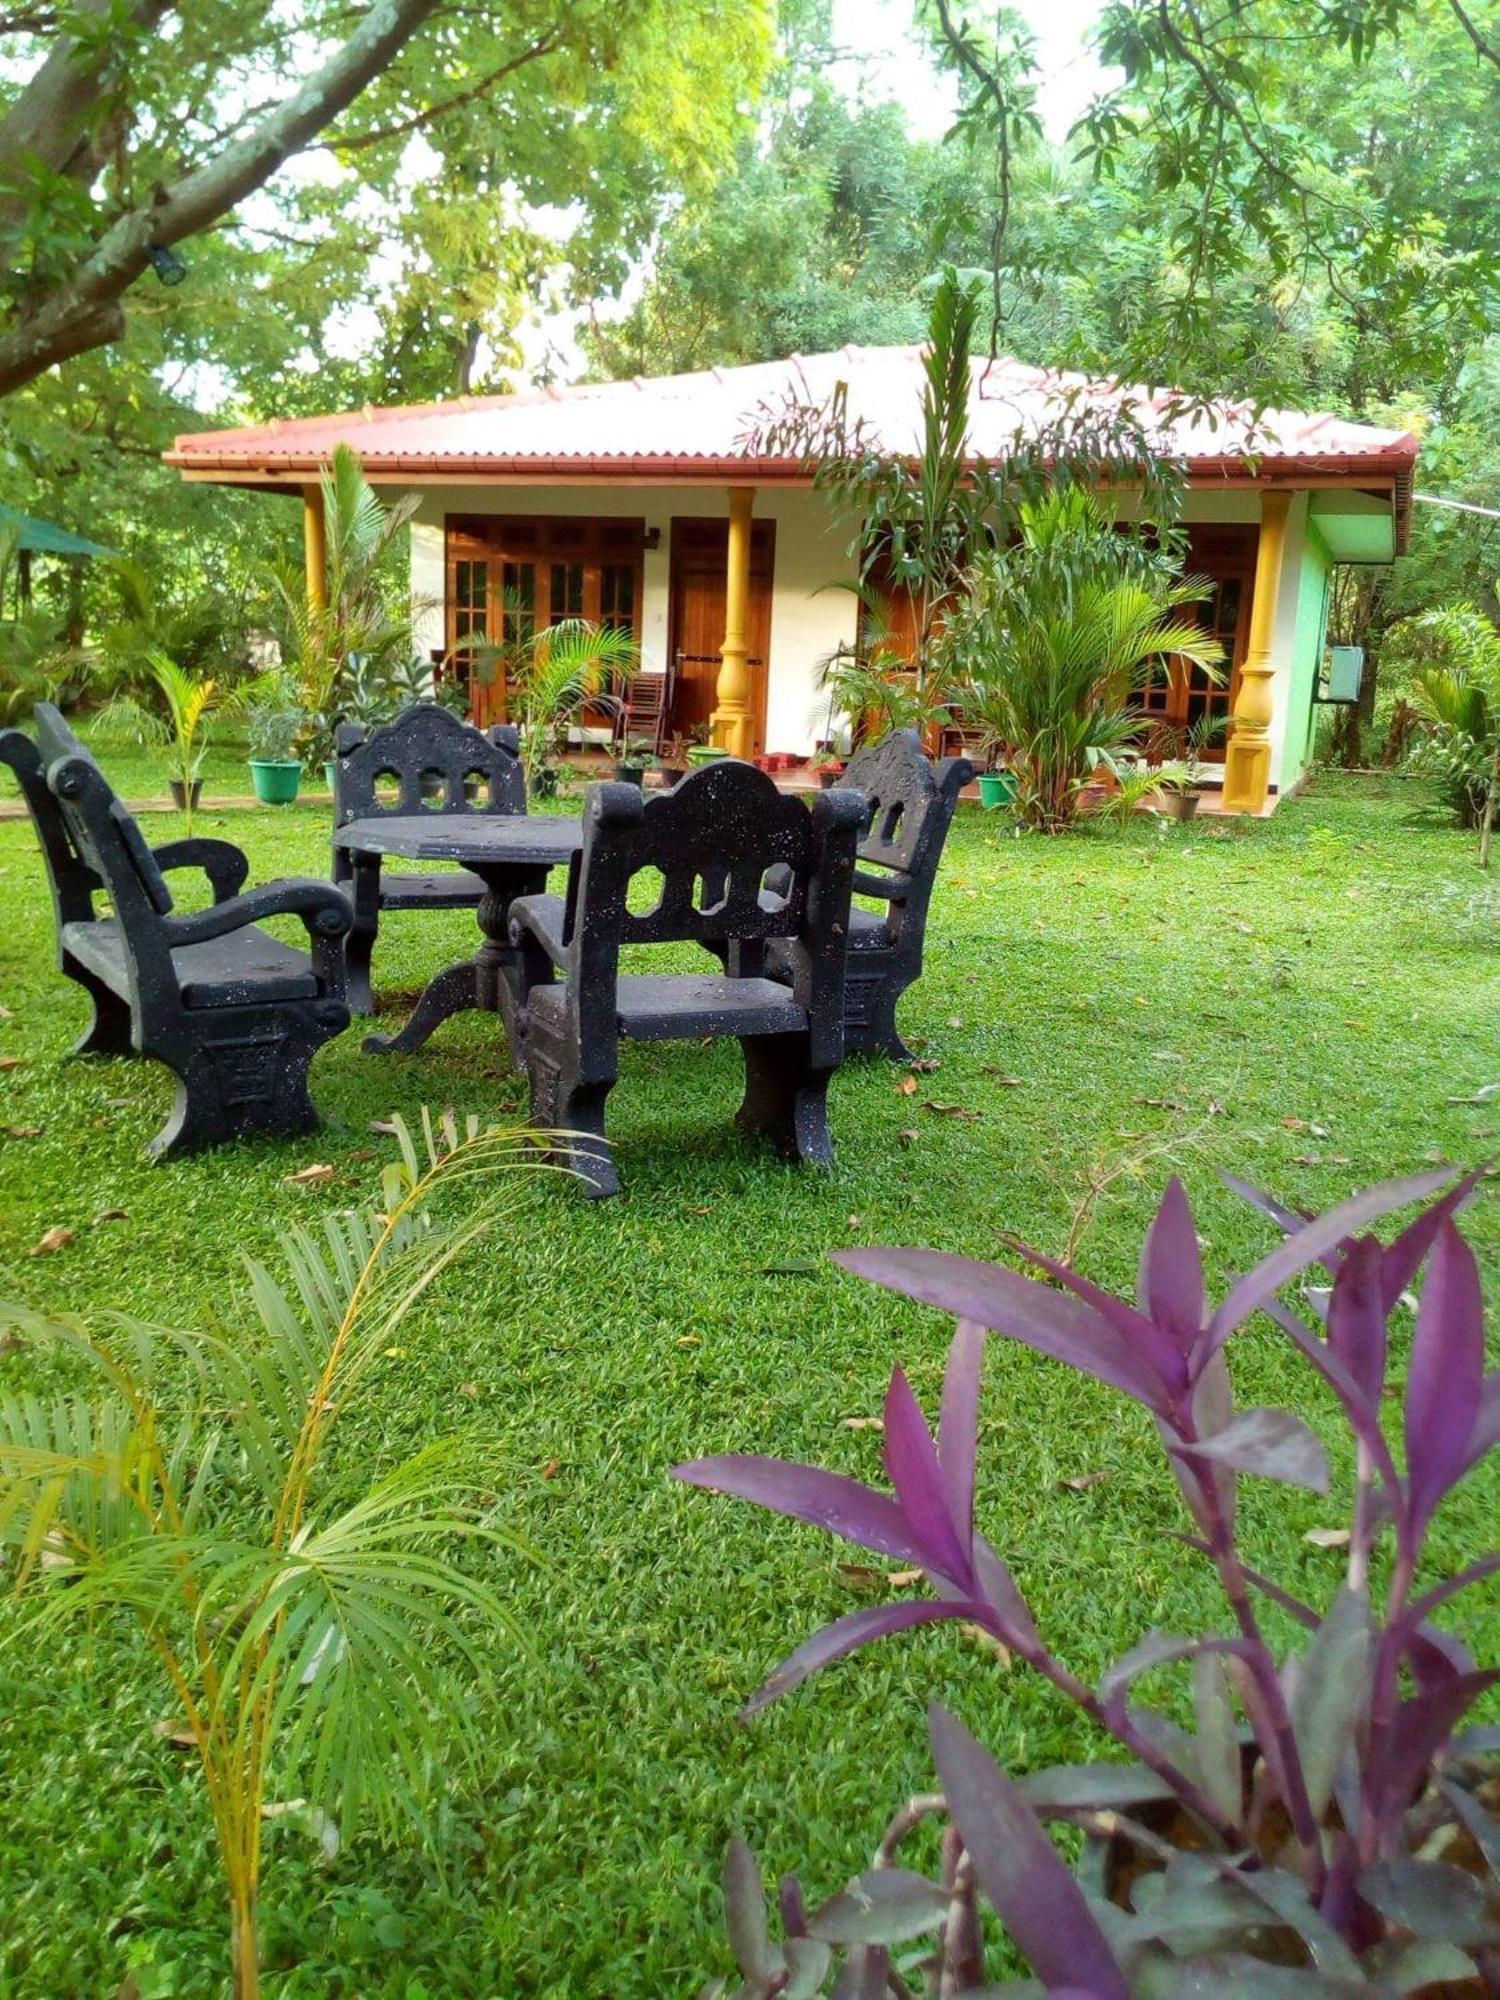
710, 485, 756, 758
1221, 489, 1291, 816
302, 482, 328, 614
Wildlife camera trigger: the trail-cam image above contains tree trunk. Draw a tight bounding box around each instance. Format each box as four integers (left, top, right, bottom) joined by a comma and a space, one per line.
1480, 756, 1498, 869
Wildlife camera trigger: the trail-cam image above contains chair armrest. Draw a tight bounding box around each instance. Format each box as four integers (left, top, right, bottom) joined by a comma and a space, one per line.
153, 837, 250, 904
162, 877, 353, 949
508, 892, 571, 969
853, 864, 912, 905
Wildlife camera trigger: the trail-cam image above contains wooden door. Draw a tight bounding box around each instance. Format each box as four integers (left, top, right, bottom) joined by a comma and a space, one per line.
1138, 524, 1258, 757
667, 517, 775, 749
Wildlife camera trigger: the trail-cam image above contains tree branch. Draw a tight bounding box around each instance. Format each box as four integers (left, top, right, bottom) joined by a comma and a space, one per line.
320, 28, 562, 153
1447, 0, 1500, 69
0, 0, 446, 397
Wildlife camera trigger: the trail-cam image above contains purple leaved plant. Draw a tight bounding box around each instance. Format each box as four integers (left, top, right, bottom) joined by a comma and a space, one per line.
680, 1170, 1500, 1998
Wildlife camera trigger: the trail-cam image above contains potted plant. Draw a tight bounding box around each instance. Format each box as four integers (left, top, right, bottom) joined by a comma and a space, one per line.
680, 1164, 1500, 1996
614, 737, 653, 786
482, 616, 635, 795
1151, 757, 1200, 820
809, 747, 848, 790
246, 697, 306, 804
93, 650, 232, 832
657, 733, 691, 786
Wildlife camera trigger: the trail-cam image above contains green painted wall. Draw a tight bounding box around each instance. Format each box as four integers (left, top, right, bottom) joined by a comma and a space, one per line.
1280, 519, 1333, 786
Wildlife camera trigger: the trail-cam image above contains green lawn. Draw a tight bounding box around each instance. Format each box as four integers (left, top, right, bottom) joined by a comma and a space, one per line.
0, 770, 1497, 1997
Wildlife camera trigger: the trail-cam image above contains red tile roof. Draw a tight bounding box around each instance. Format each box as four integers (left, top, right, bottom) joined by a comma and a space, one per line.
166, 345, 1420, 487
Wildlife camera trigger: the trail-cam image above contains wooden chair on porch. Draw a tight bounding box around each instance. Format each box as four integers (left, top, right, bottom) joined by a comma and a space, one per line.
615, 663, 672, 758
506, 759, 863, 1199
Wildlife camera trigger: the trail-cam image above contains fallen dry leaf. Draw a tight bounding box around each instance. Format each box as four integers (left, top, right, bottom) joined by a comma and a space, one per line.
1135, 1097, 1188, 1112
907, 1057, 941, 1074
1304, 1527, 1352, 1550
369, 1118, 399, 1135
677, 1334, 701, 1347
1059, 1470, 1111, 1493
923, 1101, 982, 1120
5, 1124, 42, 1139
29, 1225, 73, 1256
887, 1568, 923, 1588
897, 1127, 920, 1146
896, 1074, 919, 1096
960, 1623, 1012, 1668
981, 1067, 1023, 1086
92, 1208, 128, 1225
458, 1381, 480, 1398
842, 1416, 884, 1432
0, 1332, 20, 1358
836, 1562, 885, 1590
284, 1162, 336, 1186
541, 1457, 562, 1480
945, 1016, 964, 1029
0, 1056, 21, 1071
847, 1214, 862, 1229
151, 1720, 197, 1752
0, 1004, 12, 1019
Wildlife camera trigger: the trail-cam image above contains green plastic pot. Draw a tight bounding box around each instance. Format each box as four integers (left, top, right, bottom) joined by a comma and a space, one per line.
687, 744, 729, 766
248, 759, 302, 805
978, 770, 1017, 810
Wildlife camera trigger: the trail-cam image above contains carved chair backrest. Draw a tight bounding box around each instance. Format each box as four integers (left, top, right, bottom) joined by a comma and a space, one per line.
561, 760, 862, 1066
0, 706, 106, 930
842, 728, 972, 938
333, 706, 525, 826
33, 712, 179, 1003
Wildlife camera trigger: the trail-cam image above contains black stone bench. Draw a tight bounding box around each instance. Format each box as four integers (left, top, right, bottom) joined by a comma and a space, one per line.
332, 704, 525, 1013
1, 704, 351, 1158
508, 759, 863, 1198
770, 728, 971, 1058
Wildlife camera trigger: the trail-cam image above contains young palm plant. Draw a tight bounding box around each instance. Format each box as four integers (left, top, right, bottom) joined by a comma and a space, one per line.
1404, 605, 1500, 861
267, 443, 426, 763
483, 612, 639, 787
0, 1113, 544, 1999
944, 487, 1223, 831
95, 649, 244, 830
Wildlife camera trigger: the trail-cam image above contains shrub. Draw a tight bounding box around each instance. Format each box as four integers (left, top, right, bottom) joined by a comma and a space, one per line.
679, 1167, 1500, 1996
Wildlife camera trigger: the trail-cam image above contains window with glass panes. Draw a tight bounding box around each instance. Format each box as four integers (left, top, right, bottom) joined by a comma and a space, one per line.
444, 515, 644, 724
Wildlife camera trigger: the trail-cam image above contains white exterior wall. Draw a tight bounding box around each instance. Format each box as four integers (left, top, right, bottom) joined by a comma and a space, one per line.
403, 481, 860, 756
404, 477, 1314, 771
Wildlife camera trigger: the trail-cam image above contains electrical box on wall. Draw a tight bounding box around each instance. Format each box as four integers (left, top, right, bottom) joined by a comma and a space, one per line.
1320, 645, 1365, 705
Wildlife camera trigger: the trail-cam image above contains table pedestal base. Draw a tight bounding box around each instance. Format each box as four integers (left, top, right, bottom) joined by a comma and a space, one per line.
362, 870, 544, 1060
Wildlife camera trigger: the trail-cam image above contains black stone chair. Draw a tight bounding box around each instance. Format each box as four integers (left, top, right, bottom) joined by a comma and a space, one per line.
769, 729, 972, 1059
1, 705, 351, 1159
507, 759, 864, 1199
332, 703, 526, 1014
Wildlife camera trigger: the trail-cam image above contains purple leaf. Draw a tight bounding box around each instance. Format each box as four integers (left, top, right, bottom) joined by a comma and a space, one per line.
1258, 1295, 1403, 1499
834, 1247, 1169, 1409
1377, 1670, 1500, 1817
1002, 1236, 1189, 1395
1220, 1169, 1316, 1241
1405, 1220, 1485, 1537
1289, 1588, 1371, 1818
673, 1456, 927, 1567
1408, 1553, 1500, 1628
1380, 1172, 1483, 1310
883, 1367, 973, 1585
1172, 1407, 1331, 1494
1097, 1630, 1250, 1704
927, 1703, 1129, 2000
1462, 1373, 1500, 1475
807, 1869, 947, 1947
744, 1600, 986, 1717
723, 1834, 776, 1981
1205, 1167, 1457, 1359
973, 1535, 1041, 1650
938, 1319, 984, 1550
1139, 1176, 1206, 1351
1326, 1236, 1387, 1409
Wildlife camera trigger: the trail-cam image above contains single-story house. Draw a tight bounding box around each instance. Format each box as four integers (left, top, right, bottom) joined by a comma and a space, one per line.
166, 345, 1419, 811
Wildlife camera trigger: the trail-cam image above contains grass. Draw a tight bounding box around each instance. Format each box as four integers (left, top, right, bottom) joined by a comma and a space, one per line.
0, 765, 1497, 1996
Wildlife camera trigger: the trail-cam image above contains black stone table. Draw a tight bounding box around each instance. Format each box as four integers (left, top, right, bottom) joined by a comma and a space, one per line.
334, 813, 584, 1056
